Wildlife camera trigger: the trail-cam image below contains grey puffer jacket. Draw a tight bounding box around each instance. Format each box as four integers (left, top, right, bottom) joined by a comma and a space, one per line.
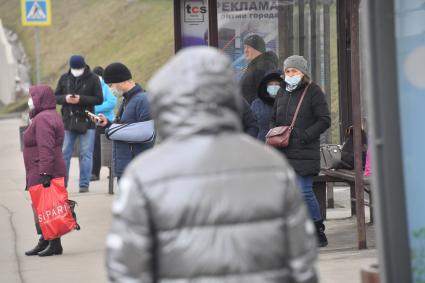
106, 47, 318, 283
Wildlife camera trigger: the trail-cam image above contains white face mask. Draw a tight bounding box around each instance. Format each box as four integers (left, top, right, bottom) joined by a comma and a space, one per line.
284, 75, 302, 86
110, 87, 124, 97
28, 97, 35, 110
71, 68, 84, 77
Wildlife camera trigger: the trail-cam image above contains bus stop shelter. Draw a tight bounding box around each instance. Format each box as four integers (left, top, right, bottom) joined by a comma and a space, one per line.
173, 0, 368, 249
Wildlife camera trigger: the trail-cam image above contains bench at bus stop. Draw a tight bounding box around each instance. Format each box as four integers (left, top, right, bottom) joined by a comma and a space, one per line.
313, 169, 372, 222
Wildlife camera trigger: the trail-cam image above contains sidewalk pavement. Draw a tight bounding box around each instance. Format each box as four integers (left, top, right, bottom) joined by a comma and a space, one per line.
0, 118, 378, 283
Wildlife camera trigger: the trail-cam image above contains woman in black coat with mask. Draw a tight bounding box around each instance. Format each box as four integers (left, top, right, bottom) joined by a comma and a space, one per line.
270, 55, 331, 247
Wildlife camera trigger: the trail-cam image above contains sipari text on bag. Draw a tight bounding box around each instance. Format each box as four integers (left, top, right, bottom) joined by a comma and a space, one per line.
29, 177, 77, 240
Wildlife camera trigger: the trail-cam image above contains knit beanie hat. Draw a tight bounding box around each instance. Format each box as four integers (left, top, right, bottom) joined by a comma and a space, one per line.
92, 66, 104, 77
243, 34, 266, 53
283, 55, 310, 77
69, 55, 85, 69
103, 62, 132, 84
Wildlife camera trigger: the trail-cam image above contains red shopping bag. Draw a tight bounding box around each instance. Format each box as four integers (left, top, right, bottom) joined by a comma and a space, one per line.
29, 177, 76, 240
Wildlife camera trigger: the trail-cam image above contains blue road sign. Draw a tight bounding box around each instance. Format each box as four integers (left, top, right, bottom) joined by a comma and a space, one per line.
21, 0, 51, 26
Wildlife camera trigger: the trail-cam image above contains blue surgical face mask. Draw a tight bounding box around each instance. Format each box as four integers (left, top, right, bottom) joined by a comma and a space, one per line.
267, 85, 280, 97
110, 87, 124, 97
284, 75, 302, 86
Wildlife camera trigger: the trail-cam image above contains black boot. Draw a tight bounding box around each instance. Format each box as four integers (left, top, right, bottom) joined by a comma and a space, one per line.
315, 221, 328, 247
38, 238, 63, 257
25, 236, 49, 256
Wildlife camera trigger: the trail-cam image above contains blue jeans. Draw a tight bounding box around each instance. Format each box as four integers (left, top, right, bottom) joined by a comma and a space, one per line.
63, 129, 96, 188
297, 175, 322, 222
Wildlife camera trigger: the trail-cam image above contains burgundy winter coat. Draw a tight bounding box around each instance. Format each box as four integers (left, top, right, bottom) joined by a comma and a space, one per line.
23, 85, 66, 189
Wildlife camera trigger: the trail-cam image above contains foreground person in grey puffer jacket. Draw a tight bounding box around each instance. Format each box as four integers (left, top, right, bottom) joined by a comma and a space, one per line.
106, 47, 318, 283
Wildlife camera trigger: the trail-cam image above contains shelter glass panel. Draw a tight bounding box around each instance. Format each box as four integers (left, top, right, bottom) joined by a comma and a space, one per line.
217, 0, 280, 79
177, 0, 339, 143
180, 0, 208, 47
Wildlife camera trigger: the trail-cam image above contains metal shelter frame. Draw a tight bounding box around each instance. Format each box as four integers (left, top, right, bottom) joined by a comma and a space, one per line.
173, 0, 367, 249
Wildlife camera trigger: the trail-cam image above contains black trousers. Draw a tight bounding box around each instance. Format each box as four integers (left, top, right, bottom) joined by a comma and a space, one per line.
32, 207, 59, 240
32, 207, 42, 235
91, 126, 105, 177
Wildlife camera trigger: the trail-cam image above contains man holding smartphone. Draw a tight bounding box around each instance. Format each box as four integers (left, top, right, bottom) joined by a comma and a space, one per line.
93, 62, 154, 181
55, 55, 103, 193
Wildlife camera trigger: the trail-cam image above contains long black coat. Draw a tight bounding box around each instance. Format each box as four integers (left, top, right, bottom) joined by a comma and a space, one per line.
240, 51, 278, 104
271, 80, 331, 176
241, 98, 259, 137
55, 65, 103, 130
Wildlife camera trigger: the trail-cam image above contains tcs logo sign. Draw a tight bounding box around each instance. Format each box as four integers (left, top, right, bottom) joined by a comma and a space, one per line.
185, 4, 207, 14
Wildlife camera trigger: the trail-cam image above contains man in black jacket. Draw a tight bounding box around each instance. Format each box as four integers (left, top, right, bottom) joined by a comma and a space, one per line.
240, 34, 278, 104
55, 55, 103, 193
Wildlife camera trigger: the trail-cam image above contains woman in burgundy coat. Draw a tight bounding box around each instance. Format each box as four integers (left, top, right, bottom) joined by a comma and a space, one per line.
23, 85, 66, 257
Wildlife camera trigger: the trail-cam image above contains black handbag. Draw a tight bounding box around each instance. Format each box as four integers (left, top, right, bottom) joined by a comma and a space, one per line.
64, 79, 90, 134
320, 144, 342, 169
68, 109, 90, 134
68, 200, 80, 230
320, 126, 368, 170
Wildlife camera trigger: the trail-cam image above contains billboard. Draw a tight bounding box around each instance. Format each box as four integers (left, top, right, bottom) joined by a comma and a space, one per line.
180, 0, 281, 79
217, 0, 279, 79
394, 0, 425, 281
180, 0, 208, 47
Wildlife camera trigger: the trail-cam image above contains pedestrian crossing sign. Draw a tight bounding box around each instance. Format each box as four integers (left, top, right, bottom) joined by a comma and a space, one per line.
21, 0, 51, 26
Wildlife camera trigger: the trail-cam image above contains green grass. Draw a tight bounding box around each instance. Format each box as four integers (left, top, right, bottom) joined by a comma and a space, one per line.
0, 0, 174, 87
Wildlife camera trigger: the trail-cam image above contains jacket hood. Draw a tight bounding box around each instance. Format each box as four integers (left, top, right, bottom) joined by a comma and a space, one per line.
257, 70, 282, 106
148, 46, 243, 140
29, 85, 56, 118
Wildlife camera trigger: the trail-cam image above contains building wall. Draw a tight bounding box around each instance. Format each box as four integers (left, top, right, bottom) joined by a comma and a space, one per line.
0, 19, 17, 105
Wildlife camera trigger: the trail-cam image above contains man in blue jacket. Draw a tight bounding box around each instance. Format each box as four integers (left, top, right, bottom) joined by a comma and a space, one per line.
95, 62, 154, 179
91, 66, 117, 181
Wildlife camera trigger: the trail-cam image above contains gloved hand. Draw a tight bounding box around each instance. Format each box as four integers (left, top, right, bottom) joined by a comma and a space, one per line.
39, 174, 52, 188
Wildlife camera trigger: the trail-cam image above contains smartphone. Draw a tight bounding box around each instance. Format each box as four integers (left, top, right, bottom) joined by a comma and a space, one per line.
85, 110, 100, 120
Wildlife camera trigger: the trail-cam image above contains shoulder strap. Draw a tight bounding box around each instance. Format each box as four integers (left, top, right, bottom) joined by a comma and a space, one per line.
114, 99, 126, 123
290, 82, 311, 128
